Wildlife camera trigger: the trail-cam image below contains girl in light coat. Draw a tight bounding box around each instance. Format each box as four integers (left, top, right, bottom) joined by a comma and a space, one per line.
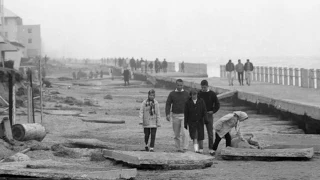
212, 111, 248, 155
139, 89, 161, 152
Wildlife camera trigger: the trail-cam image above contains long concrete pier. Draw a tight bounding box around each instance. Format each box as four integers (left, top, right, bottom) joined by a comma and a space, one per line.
134, 72, 320, 134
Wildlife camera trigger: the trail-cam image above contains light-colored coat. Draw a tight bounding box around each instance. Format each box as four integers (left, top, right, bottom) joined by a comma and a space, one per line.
139, 99, 161, 128
213, 113, 241, 138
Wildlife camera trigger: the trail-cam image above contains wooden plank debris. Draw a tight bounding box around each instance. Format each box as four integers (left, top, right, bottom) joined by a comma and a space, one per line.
217, 90, 237, 100
220, 147, 314, 161
81, 119, 125, 124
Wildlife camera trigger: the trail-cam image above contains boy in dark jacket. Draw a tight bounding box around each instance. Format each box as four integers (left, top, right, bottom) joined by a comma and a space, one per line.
184, 89, 208, 153
198, 80, 220, 155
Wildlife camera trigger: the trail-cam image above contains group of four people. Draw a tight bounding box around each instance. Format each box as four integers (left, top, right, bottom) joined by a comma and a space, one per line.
139, 79, 248, 155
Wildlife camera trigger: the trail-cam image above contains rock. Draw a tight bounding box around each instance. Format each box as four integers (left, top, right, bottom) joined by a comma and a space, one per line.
3, 152, 30, 162
51, 144, 82, 159
90, 150, 106, 161
231, 137, 258, 149
104, 94, 113, 100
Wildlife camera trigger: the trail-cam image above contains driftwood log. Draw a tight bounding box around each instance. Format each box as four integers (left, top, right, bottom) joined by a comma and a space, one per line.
81, 119, 125, 124
12, 123, 46, 142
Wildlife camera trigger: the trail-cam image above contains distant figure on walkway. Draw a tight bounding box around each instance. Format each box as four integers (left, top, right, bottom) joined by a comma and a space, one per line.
162, 59, 168, 73
181, 61, 185, 73
148, 62, 153, 73
165, 79, 190, 152
244, 59, 254, 86
139, 89, 161, 152
225, 60, 235, 86
184, 89, 208, 153
211, 111, 249, 156
100, 70, 103, 78
110, 68, 114, 80
130, 57, 136, 72
145, 60, 148, 74
72, 72, 77, 80
235, 59, 244, 86
123, 67, 130, 86
198, 80, 220, 156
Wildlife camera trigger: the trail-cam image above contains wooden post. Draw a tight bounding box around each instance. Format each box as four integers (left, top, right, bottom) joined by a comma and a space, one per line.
253, 67, 256, 81
265, 67, 269, 83
309, 69, 315, 89
39, 57, 43, 123
294, 68, 300, 87
300, 68, 309, 88
256, 66, 260, 81
289, 68, 294, 86
2, 117, 13, 140
220, 65, 223, 78
8, 71, 15, 126
269, 67, 273, 84
284, 68, 288, 85
1, 51, 5, 68
279, 67, 283, 85
27, 86, 32, 123
317, 69, 320, 89
260, 66, 264, 82
274, 67, 278, 84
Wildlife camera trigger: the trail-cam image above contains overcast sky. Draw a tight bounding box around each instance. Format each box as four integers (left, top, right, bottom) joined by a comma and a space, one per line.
5, 0, 320, 60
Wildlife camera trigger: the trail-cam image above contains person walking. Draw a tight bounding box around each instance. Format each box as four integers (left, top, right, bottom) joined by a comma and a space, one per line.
165, 79, 190, 152
184, 89, 208, 153
162, 59, 168, 73
123, 67, 130, 86
198, 80, 220, 156
244, 59, 254, 86
235, 59, 244, 85
139, 89, 161, 152
225, 60, 235, 86
211, 111, 249, 155
181, 61, 185, 73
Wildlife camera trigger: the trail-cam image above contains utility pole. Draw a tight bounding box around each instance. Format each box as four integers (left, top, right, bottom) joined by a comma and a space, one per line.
0, 0, 5, 68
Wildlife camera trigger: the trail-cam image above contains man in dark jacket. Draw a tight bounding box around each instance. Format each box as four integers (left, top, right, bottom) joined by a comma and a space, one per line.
184, 89, 208, 153
166, 79, 190, 152
225, 60, 235, 86
198, 80, 220, 156
162, 59, 168, 73
123, 67, 130, 86
244, 59, 254, 86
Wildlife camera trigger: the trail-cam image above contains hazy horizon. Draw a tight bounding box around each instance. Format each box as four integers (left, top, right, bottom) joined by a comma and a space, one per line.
5, 0, 320, 61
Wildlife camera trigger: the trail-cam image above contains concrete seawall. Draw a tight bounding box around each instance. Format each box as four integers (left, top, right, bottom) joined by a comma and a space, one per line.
134, 72, 320, 134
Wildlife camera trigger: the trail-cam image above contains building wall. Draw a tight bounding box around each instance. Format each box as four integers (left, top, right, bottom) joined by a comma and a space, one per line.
18, 25, 41, 57
2, 17, 22, 41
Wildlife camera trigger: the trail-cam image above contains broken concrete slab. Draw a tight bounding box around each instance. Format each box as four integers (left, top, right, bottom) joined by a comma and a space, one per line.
0, 159, 137, 180
244, 132, 320, 153
217, 90, 237, 100
103, 150, 214, 170
220, 147, 314, 161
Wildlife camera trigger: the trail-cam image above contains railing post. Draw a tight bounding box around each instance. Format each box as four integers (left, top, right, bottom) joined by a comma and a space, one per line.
289, 68, 294, 86
317, 69, 320, 89
279, 67, 283, 85
274, 67, 278, 84
301, 68, 309, 88
309, 69, 315, 89
261, 66, 265, 82
284, 67, 288, 85
253, 67, 256, 81
256, 66, 260, 81
294, 68, 300, 87
220, 65, 223, 78
265, 67, 269, 83
269, 67, 273, 84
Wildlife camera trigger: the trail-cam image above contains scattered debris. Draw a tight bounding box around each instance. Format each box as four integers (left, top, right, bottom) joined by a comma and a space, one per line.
2, 152, 30, 162
81, 119, 125, 124
104, 94, 113, 100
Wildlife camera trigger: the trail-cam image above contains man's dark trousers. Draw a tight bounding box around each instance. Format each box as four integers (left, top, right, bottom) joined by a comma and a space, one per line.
237, 72, 244, 85
205, 113, 214, 150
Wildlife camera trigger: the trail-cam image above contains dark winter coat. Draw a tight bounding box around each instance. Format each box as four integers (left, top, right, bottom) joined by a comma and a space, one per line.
184, 98, 208, 140
225, 62, 235, 72
244, 62, 254, 71
123, 69, 130, 81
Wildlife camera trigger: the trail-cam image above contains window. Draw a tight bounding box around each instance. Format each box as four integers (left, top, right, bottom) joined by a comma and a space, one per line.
28, 38, 32, 43
28, 28, 32, 33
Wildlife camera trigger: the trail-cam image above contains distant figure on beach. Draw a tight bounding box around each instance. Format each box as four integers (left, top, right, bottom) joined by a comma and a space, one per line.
211, 111, 249, 156
225, 60, 235, 86
235, 59, 244, 86
244, 59, 254, 86
181, 61, 185, 73
123, 67, 130, 86
139, 89, 161, 152
198, 80, 220, 156
165, 79, 190, 152
184, 89, 208, 153
162, 59, 168, 73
